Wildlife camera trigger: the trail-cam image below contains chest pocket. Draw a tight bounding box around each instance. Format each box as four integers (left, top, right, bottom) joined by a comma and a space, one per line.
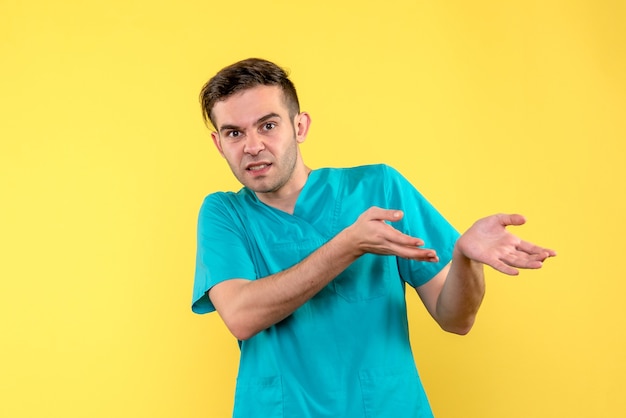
257, 238, 326, 277
332, 253, 392, 302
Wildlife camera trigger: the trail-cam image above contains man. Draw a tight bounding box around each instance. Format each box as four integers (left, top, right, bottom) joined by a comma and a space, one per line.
192, 58, 555, 417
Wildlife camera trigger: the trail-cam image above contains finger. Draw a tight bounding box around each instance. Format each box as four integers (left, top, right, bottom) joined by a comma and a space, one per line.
489, 258, 520, 276
516, 241, 558, 259
516, 240, 543, 254
365, 206, 404, 222
500, 252, 544, 269
395, 246, 439, 262
499, 213, 526, 227
383, 226, 425, 247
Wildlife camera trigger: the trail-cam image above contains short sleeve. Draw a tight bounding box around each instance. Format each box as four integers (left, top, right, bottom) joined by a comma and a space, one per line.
191, 193, 257, 314
383, 165, 460, 288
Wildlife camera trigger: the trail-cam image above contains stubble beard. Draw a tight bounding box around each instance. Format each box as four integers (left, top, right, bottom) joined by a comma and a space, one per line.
234, 135, 299, 194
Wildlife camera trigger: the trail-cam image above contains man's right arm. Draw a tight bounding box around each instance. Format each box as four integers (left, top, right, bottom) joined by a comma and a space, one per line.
208, 207, 439, 341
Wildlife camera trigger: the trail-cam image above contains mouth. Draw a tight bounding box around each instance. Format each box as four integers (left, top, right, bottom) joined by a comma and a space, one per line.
245, 162, 272, 173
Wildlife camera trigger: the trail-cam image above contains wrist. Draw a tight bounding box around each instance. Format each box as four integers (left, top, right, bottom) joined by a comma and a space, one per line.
453, 241, 477, 266
337, 225, 364, 261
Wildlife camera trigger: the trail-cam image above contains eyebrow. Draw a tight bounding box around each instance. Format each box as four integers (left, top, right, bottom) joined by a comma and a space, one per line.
219, 113, 282, 134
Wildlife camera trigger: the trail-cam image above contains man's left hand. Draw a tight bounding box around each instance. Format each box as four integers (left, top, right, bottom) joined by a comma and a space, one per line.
455, 214, 556, 275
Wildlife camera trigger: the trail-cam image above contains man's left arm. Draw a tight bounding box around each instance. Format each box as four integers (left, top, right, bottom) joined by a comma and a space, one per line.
416, 213, 556, 335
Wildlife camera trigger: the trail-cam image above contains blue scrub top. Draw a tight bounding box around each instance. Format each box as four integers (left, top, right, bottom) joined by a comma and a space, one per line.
192, 164, 460, 417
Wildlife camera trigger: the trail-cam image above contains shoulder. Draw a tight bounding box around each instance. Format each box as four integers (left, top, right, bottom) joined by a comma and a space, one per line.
346, 164, 408, 190
197, 189, 257, 232
313, 164, 413, 203
200, 188, 253, 212
315, 164, 402, 180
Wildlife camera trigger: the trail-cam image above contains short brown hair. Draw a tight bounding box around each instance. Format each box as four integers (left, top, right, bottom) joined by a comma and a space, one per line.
199, 58, 300, 128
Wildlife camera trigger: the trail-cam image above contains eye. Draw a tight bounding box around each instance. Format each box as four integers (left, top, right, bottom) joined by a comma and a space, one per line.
262, 122, 276, 131
226, 130, 242, 138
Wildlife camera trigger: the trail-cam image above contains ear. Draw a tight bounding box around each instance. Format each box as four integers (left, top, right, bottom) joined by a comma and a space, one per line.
211, 131, 225, 157
294, 112, 311, 144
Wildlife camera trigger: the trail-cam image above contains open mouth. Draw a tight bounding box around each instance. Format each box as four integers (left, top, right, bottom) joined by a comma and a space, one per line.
246, 163, 272, 172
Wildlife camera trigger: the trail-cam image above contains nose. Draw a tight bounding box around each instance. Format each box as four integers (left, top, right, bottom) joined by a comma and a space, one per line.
243, 132, 265, 156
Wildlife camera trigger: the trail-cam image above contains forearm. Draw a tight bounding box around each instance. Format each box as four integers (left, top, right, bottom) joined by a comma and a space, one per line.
435, 245, 486, 335
210, 229, 359, 340
211, 206, 440, 340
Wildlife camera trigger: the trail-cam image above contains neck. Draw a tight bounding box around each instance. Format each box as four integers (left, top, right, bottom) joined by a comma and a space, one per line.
256, 165, 311, 214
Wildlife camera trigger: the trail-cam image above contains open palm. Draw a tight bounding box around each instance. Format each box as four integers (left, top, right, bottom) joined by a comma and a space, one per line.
456, 214, 556, 275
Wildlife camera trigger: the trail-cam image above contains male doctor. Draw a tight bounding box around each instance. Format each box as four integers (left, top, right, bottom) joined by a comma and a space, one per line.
192, 58, 556, 417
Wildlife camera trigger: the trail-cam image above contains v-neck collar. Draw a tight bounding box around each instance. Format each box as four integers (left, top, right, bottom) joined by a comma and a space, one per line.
244, 169, 322, 218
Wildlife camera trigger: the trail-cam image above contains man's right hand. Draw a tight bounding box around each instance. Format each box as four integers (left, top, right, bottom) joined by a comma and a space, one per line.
345, 206, 439, 262
210, 206, 439, 341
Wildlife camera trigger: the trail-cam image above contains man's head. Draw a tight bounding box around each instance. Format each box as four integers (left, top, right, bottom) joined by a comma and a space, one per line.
200, 58, 300, 129
201, 60, 312, 208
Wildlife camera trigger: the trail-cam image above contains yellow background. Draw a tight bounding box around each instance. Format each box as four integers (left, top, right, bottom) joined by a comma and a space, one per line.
1, 0, 624, 417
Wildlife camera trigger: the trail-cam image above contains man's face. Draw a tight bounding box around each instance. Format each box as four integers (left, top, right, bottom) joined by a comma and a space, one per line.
210, 85, 309, 198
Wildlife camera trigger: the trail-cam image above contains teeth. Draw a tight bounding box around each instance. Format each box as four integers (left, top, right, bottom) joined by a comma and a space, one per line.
248, 164, 268, 171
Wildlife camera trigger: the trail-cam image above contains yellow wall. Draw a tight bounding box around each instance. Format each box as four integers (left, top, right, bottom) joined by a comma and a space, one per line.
1, 1, 624, 417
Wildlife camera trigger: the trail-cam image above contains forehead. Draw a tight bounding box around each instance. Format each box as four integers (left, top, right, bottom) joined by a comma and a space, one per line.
212, 85, 289, 128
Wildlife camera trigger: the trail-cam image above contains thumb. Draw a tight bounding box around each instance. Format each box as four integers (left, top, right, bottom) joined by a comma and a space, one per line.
499, 213, 526, 227
365, 206, 404, 222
